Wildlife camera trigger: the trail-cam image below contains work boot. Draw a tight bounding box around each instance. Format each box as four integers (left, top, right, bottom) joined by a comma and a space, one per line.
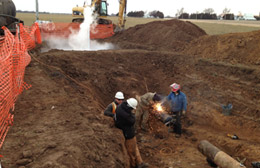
175, 134, 181, 138
252, 162, 260, 168
137, 162, 149, 168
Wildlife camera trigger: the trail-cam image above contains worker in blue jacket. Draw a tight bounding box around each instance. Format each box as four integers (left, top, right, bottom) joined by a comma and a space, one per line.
167, 83, 187, 138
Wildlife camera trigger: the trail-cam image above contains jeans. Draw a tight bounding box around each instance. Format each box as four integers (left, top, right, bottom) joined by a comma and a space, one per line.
171, 111, 182, 135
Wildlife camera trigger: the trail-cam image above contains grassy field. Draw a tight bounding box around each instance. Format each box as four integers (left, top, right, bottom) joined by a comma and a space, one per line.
17, 13, 260, 35
190, 22, 260, 35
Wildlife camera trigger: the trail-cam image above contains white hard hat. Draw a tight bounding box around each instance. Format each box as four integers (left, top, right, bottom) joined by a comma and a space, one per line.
127, 98, 138, 109
115, 91, 124, 99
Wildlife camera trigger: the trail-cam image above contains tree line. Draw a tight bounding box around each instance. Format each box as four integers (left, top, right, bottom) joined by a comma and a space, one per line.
119, 8, 239, 20
119, 10, 164, 18
124, 8, 260, 20
176, 8, 235, 20
18, 8, 260, 20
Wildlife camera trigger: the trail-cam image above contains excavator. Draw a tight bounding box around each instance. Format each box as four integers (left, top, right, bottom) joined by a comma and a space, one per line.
71, 0, 127, 39
72, 0, 110, 24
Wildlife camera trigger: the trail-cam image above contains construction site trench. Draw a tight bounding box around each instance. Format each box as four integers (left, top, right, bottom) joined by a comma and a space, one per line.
1, 19, 260, 168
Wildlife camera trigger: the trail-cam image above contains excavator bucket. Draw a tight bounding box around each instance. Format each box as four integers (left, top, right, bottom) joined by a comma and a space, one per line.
38, 22, 114, 40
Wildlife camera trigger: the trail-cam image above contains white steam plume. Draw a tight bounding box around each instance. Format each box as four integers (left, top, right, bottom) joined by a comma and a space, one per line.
42, 6, 114, 51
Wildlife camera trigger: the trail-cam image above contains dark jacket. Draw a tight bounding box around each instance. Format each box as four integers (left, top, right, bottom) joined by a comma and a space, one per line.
115, 101, 135, 139
104, 101, 118, 118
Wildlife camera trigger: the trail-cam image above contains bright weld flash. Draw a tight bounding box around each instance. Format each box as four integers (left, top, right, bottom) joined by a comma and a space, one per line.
156, 103, 163, 112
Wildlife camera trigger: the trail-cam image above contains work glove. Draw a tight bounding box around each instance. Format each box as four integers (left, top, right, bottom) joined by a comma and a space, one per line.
182, 110, 186, 116
165, 120, 172, 127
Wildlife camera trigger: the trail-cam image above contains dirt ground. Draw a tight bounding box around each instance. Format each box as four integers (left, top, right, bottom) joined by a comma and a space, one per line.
1, 19, 260, 168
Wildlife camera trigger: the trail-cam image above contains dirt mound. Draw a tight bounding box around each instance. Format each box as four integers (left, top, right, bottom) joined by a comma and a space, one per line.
184, 30, 260, 65
109, 19, 206, 50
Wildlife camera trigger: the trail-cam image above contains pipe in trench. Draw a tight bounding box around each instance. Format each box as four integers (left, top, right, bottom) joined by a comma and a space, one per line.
198, 140, 246, 168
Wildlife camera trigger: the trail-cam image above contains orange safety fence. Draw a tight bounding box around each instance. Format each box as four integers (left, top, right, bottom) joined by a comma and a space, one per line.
0, 22, 41, 149
39, 22, 114, 40
20, 23, 42, 50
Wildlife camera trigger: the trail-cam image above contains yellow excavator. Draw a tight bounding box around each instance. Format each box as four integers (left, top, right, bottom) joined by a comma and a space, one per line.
72, 0, 127, 38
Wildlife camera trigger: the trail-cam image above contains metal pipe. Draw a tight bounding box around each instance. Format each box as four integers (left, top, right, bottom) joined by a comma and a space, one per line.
160, 113, 172, 123
198, 140, 246, 168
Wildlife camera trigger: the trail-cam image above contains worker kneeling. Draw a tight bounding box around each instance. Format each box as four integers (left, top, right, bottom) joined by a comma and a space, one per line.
115, 98, 149, 168
135, 92, 161, 132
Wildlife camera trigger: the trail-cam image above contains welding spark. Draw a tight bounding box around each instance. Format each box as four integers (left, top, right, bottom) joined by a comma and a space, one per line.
155, 103, 163, 112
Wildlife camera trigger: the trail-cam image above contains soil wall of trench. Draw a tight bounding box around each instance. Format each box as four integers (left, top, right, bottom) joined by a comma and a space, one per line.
1, 19, 260, 168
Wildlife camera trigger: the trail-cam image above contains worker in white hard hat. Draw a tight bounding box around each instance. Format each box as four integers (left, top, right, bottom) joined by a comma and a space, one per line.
104, 91, 124, 118
115, 98, 149, 168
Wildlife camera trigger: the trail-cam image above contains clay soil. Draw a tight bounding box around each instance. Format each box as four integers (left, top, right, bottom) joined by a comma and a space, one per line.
1, 19, 260, 168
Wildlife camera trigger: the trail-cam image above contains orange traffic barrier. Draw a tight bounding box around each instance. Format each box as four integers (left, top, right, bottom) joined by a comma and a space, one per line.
0, 22, 41, 149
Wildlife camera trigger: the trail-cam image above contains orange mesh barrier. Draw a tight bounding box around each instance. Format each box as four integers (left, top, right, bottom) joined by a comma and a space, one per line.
0, 23, 41, 149
39, 22, 114, 39
20, 23, 42, 50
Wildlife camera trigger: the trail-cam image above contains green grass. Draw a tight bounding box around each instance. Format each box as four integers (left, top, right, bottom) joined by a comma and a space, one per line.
17, 13, 73, 25
191, 22, 260, 35
16, 13, 260, 35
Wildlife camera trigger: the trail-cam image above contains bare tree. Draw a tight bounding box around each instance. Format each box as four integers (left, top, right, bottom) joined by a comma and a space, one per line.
196, 11, 199, 19
222, 8, 231, 15
203, 8, 214, 14
222, 8, 231, 19
176, 7, 184, 18
149, 10, 164, 18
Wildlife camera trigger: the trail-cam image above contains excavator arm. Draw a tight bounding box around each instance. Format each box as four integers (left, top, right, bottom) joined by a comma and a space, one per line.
116, 0, 127, 31
91, 0, 127, 30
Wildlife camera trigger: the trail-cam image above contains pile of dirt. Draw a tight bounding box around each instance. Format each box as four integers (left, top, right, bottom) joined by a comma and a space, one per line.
184, 30, 260, 65
109, 19, 207, 51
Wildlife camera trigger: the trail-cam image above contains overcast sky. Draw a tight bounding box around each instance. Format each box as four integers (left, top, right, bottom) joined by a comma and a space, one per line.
13, 0, 260, 16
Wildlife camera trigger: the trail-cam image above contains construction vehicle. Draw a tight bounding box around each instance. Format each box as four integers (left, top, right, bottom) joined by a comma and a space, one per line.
116, 0, 127, 31
0, 0, 23, 35
72, 0, 111, 24
72, 0, 127, 38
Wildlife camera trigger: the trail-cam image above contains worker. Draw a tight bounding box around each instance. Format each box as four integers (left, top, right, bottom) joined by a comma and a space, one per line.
104, 91, 124, 118
167, 83, 187, 138
135, 92, 161, 132
115, 98, 148, 168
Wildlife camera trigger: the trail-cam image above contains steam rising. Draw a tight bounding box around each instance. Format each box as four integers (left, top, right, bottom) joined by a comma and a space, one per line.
42, 6, 114, 51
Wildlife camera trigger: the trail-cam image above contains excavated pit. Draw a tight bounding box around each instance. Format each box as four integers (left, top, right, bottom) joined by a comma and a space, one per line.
1, 19, 260, 168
